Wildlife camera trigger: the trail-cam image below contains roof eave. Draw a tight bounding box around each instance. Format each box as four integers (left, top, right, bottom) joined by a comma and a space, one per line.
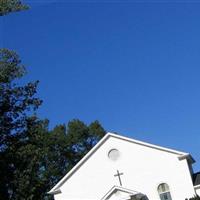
178, 154, 195, 164
194, 184, 200, 189
47, 188, 61, 195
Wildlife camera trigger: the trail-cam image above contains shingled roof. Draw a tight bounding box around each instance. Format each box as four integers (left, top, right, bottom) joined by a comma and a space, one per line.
193, 172, 200, 186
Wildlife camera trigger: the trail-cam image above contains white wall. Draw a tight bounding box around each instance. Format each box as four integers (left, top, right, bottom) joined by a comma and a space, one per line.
54, 136, 196, 200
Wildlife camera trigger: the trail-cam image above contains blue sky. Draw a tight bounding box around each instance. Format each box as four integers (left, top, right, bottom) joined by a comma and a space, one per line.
1, 1, 200, 171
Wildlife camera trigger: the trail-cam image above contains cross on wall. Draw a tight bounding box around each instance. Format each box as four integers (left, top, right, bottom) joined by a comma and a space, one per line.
114, 170, 124, 186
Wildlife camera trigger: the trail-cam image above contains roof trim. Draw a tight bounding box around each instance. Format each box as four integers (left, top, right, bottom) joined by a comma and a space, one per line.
101, 185, 140, 200
48, 132, 193, 194
178, 154, 195, 164
194, 184, 200, 189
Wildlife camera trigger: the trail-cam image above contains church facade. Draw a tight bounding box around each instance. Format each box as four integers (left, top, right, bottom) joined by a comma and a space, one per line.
48, 133, 200, 200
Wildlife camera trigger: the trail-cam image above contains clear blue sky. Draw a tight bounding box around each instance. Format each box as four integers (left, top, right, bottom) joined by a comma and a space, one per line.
1, 1, 200, 171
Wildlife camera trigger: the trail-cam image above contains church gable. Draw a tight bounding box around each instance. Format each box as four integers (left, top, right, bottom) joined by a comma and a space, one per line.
49, 133, 195, 200
101, 186, 147, 200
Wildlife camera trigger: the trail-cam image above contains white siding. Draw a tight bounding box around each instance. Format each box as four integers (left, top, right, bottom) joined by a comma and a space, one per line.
54, 136, 196, 200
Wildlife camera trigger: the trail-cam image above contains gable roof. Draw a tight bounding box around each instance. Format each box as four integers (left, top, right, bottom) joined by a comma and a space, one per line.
48, 132, 194, 195
100, 185, 143, 200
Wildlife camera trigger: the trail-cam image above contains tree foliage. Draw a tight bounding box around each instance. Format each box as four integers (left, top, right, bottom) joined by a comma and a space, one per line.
185, 195, 200, 200
0, 49, 42, 199
16, 119, 106, 200
0, 3, 106, 200
0, 0, 28, 16
0, 49, 42, 150
44, 119, 106, 199
0, 49, 106, 199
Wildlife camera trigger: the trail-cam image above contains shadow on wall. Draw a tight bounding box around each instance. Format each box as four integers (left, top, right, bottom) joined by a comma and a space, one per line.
132, 194, 149, 200
185, 195, 200, 200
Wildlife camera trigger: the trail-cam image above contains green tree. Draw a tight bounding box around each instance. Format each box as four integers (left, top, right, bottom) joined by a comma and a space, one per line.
0, 3, 106, 199
44, 120, 106, 200
10, 117, 50, 200
66, 119, 106, 165
0, 49, 42, 150
0, 49, 42, 199
11, 119, 106, 200
0, 0, 28, 16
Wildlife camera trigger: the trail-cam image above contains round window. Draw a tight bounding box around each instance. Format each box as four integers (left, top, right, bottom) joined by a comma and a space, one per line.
108, 149, 120, 161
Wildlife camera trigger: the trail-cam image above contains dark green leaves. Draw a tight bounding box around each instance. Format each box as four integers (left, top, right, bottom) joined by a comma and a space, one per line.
0, 49, 43, 199
0, 5, 106, 199
0, 0, 28, 16
0, 49, 42, 150
0, 49, 25, 83
13, 119, 106, 200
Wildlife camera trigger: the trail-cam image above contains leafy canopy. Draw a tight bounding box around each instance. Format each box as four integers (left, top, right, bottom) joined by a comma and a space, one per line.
0, 48, 43, 199
0, 49, 106, 200
0, 3, 106, 200
0, 49, 42, 150
0, 0, 28, 16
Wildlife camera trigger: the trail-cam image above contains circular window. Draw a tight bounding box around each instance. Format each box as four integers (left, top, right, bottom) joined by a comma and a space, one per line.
108, 149, 120, 161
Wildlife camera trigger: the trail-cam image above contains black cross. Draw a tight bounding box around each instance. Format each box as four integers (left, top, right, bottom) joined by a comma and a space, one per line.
114, 170, 124, 186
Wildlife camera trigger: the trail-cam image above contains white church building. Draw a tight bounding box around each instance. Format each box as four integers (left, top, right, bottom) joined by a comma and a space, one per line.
48, 133, 200, 200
